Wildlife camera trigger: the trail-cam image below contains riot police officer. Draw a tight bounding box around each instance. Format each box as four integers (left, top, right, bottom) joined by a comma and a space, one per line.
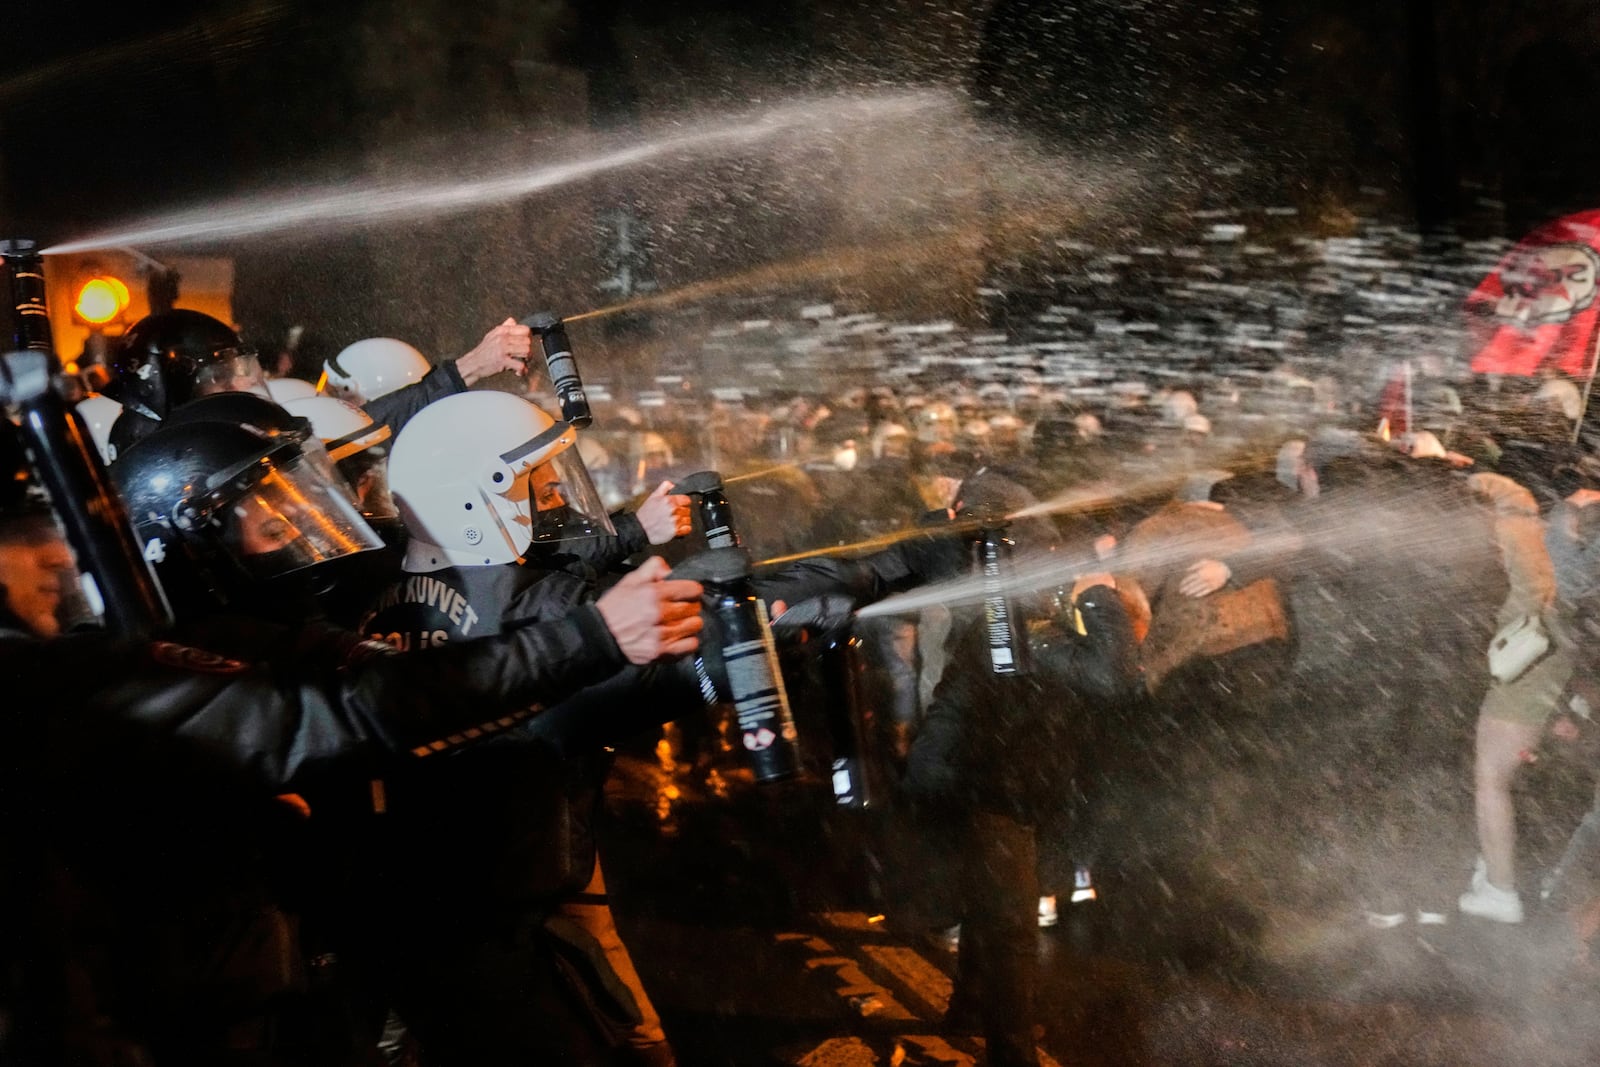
357, 390, 694, 1066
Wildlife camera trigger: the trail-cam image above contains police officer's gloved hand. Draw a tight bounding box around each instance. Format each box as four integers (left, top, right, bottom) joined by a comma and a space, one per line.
885, 509, 974, 585
768, 593, 856, 642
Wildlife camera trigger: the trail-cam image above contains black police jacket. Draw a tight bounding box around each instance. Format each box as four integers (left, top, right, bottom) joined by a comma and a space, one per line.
357, 560, 698, 915
1, 598, 626, 1063
751, 515, 972, 609
526, 510, 651, 579
4, 601, 626, 794
359, 359, 466, 436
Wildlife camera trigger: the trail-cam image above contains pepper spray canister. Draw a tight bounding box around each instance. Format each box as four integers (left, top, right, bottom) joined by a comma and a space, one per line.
523, 313, 592, 428
974, 506, 1028, 676
0, 240, 55, 356
676, 547, 800, 782
672, 470, 741, 549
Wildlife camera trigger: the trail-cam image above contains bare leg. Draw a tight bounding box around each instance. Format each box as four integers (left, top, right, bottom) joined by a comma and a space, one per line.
1474, 715, 1544, 891
557, 858, 675, 1064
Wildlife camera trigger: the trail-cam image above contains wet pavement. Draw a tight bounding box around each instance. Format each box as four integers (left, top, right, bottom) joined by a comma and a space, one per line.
598, 745, 1600, 1066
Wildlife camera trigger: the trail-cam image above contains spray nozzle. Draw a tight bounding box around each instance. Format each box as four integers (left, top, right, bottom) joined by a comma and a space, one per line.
960, 502, 1012, 534
669, 546, 753, 586
671, 470, 725, 497
672, 470, 740, 549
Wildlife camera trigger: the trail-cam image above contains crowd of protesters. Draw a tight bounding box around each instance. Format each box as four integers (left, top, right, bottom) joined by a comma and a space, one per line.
579, 363, 1600, 998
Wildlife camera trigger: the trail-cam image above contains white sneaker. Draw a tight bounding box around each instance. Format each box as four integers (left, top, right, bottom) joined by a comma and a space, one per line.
1037, 895, 1059, 928
1458, 862, 1524, 924
1364, 909, 1407, 929
1070, 862, 1098, 904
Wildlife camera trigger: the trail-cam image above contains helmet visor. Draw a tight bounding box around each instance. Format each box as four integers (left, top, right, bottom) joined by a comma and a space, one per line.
219, 451, 385, 579
194, 347, 272, 402
528, 446, 616, 542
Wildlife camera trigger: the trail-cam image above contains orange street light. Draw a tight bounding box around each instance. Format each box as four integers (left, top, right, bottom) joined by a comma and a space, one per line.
74, 275, 131, 326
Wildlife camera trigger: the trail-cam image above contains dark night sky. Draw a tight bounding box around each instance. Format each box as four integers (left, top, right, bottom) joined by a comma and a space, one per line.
6, 0, 1600, 363
6, 0, 1595, 240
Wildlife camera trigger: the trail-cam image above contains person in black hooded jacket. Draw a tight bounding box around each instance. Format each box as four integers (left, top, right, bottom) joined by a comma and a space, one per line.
902, 576, 1140, 1067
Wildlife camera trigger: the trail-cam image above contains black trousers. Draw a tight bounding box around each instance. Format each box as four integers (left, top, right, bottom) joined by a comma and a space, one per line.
952, 810, 1041, 1067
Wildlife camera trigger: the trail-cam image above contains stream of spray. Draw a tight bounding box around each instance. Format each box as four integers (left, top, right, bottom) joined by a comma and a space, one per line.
42, 91, 954, 254
0, 5, 290, 105
563, 232, 982, 325
757, 472, 1189, 569
856, 482, 1506, 619
724, 463, 803, 485
757, 452, 1273, 572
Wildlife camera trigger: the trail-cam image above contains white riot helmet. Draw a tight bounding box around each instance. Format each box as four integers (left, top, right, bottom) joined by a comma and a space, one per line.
265, 377, 319, 405
389, 392, 615, 573
321, 338, 430, 405
283, 395, 397, 521
76, 394, 124, 464
282, 396, 390, 461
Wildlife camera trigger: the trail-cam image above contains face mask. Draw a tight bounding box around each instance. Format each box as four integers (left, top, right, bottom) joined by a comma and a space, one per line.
240, 541, 321, 581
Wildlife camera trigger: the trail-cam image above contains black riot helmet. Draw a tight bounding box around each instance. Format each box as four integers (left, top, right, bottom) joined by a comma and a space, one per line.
110, 364, 302, 457
162, 391, 369, 515
163, 389, 312, 440
104, 310, 270, 427
110, 398, 384, 616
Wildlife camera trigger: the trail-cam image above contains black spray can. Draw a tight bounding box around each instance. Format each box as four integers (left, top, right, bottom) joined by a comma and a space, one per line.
821, 634, 874, 809
524, 313, 592, 428
672, 470, 741, 549
976, 511, 1028, 676
679, 548, 800, 782
1, 239, 55, 355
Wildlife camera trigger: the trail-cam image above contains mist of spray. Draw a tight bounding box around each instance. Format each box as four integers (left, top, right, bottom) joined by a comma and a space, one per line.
43, 91, 955, 254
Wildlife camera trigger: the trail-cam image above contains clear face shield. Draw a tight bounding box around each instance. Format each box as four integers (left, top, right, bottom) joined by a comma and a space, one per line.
527, 444, 616, 543
216, 449, 386, 580
193, 346, 273, 402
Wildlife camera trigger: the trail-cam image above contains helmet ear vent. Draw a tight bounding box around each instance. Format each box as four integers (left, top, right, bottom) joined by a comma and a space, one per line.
172, 502, 200, 532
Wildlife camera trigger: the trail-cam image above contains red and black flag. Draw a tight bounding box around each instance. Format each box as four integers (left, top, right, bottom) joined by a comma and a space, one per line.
1468, 209, 1600, 377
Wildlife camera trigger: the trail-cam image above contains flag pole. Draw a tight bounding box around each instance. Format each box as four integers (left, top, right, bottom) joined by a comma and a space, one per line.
1574, 327, 1600, 446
